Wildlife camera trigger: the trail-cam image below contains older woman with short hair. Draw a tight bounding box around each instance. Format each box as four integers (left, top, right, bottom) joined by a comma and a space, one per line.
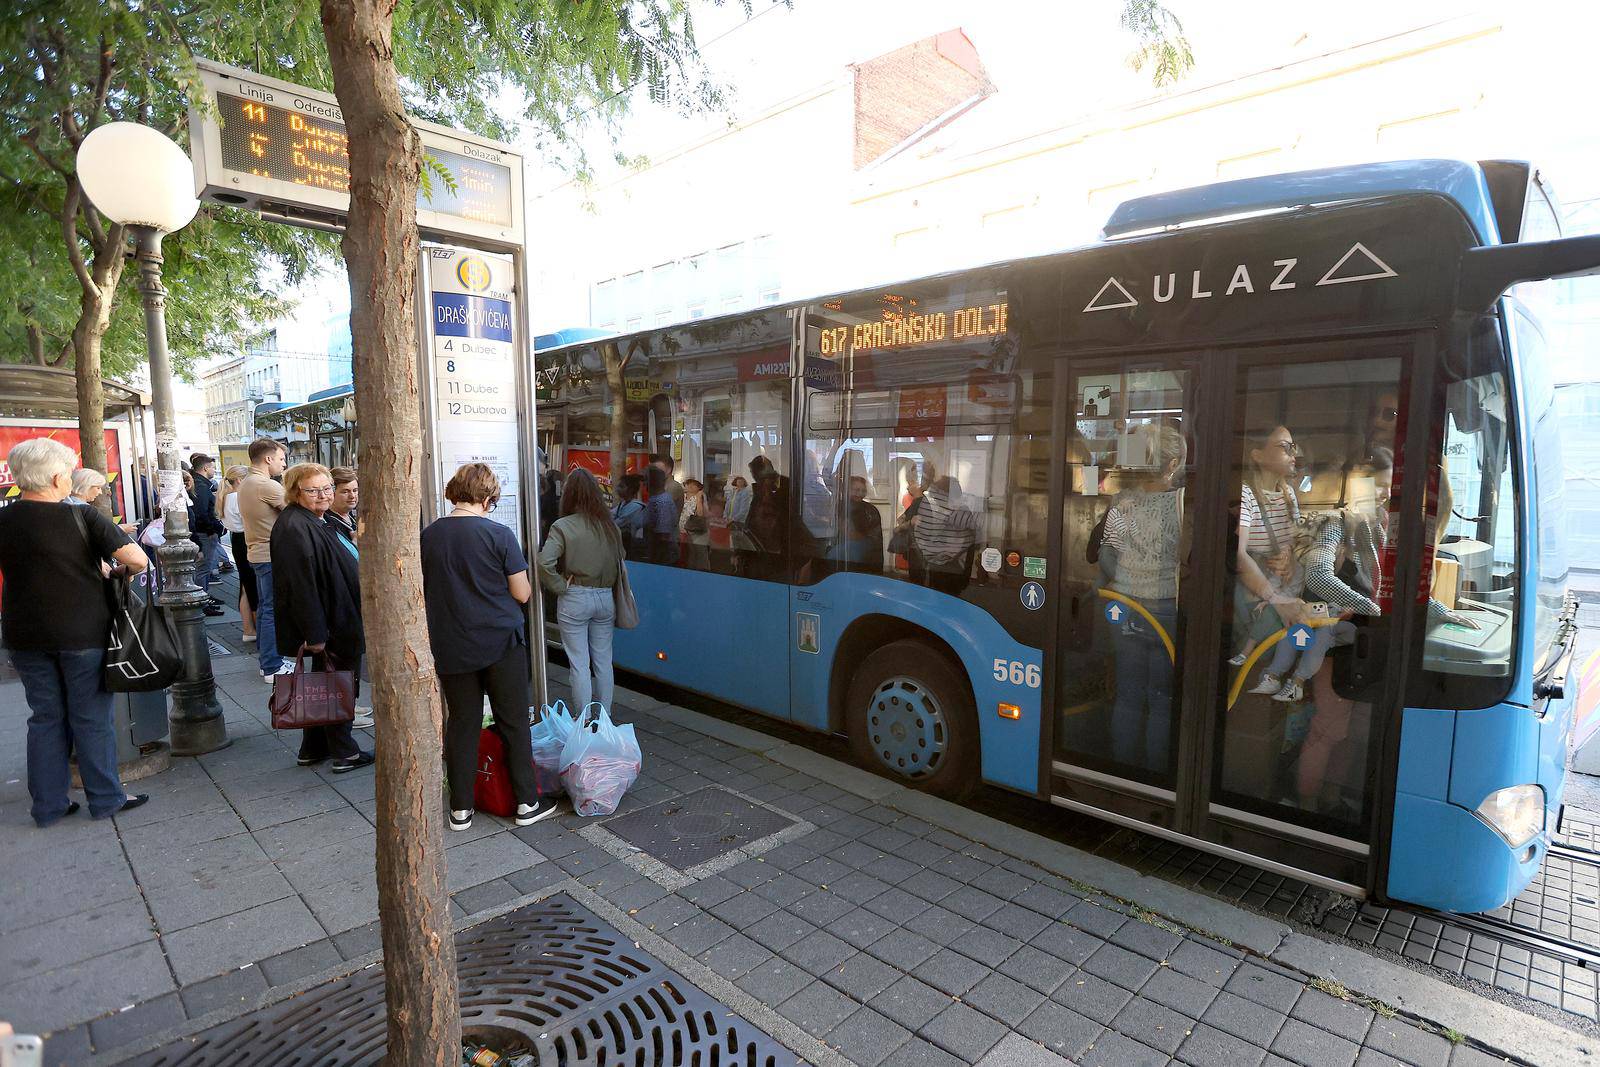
269, 462, 373, 773
0, 438, 151, 826
67, 467, 108, 507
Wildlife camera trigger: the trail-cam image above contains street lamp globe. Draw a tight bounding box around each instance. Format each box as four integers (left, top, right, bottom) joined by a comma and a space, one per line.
76, 121, 199, 233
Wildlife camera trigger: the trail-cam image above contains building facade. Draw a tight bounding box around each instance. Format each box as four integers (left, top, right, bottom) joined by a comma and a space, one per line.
201, 329, 353, 448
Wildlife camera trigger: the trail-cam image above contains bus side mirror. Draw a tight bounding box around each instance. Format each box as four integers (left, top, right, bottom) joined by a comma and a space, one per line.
1458, 234, 1600, 313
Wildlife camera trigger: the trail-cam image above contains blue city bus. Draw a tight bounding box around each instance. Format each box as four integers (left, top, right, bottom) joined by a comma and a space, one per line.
535, 160, 1596, 912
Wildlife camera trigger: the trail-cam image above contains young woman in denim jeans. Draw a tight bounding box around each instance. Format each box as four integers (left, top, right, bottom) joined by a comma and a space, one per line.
537, 468, 622, 713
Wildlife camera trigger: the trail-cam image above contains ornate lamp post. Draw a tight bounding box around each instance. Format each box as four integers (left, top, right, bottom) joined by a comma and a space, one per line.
77, 122, 228, 756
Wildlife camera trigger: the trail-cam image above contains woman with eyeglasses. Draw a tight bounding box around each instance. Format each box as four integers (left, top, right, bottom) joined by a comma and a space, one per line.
269, 462, 373, 774
1232, 425, 1308, 668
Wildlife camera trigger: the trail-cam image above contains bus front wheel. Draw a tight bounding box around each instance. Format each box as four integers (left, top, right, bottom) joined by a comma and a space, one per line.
845, 640, 978, 800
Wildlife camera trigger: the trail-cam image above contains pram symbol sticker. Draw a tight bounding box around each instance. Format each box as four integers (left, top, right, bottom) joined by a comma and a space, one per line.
1020, 582, 1045, 611
1287, 624, 1315, 649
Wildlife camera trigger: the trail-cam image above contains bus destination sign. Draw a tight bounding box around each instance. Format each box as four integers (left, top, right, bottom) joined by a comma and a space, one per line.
189, 59, 524, 243
216, 92, 513, 226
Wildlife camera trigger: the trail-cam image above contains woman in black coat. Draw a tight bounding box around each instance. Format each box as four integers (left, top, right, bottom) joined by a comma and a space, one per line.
270, 463, 373, 773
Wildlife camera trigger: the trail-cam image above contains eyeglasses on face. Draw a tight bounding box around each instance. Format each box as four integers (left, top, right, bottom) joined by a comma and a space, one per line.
303, 485, 335, 496
1270, 441, 1304, 457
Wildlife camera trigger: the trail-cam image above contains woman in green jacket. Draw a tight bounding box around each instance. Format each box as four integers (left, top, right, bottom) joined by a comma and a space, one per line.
537, 468, 622, 712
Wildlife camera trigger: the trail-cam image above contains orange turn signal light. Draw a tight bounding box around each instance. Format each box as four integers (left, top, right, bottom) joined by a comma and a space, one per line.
998, 703, 1021, 720
656, 651, 668, 661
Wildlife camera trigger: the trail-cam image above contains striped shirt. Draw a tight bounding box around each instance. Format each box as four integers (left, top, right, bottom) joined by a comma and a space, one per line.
913, 488, 982, 565
1240, 484, 1298, 558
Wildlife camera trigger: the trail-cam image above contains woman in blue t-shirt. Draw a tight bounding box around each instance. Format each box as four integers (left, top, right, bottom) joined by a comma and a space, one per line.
421, 463, 557, 832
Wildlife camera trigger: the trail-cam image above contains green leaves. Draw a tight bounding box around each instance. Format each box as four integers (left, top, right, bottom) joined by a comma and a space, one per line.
1120, 0, 1196, 88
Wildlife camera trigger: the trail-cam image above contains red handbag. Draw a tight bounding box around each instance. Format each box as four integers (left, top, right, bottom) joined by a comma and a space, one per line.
269, 646, 356, 730
473, 726, 517, 817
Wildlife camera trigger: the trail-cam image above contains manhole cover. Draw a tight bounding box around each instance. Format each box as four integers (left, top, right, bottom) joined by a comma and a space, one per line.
124, 893, 796, 1066
603, 787, 796, 871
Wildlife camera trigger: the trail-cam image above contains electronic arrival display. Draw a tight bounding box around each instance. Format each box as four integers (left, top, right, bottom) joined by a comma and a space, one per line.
216, 92, 513, 226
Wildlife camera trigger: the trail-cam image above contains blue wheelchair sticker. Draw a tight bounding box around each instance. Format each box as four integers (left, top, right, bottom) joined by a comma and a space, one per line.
1020, 581, 1046, 611
1286, 623, 1315, 650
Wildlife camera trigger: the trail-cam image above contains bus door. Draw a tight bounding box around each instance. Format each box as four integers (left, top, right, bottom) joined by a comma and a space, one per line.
1048, 356, 1197, 831
1047, 343, 1414, 894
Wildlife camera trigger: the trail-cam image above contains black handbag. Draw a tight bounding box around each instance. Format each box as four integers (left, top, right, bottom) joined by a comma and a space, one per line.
70, 506, 183, 692
104, 578, 184, 693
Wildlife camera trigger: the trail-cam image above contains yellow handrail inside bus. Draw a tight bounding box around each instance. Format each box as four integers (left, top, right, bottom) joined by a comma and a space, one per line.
1226, 616, 1344, 711
1096, 589, 1175, 663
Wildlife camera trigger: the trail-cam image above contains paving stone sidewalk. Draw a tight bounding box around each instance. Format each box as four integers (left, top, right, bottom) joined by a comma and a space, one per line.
0, 650, 1539, 1067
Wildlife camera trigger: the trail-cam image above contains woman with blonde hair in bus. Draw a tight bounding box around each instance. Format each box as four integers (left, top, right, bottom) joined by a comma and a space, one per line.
218, 464, 258, 643
538, 467, 622, 714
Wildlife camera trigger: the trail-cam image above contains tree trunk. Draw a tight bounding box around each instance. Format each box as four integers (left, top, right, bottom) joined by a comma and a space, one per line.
603, 341, 627, 490
320, 2, 460, 1064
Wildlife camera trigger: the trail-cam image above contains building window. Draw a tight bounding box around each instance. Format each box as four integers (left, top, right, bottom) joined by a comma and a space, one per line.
622, 271, 645, 331
685, 252, 710, 320
653, 261, 678, 325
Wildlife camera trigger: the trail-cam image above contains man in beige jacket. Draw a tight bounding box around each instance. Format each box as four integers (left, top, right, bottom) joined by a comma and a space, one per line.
237, 439, 288, 679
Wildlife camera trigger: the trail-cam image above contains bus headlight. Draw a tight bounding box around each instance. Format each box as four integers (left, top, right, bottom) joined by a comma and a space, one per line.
1472, 784, 1545, 849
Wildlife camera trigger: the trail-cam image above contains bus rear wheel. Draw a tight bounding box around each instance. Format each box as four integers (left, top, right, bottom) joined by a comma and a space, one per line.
845, 640, 978, 800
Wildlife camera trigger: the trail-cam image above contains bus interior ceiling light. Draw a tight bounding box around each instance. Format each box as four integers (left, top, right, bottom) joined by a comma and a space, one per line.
1473, 784, 1545, 849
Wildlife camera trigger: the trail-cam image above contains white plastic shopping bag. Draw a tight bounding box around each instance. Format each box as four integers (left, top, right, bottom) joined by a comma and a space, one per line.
529, 700, 576, 796
559, 703, 642, 817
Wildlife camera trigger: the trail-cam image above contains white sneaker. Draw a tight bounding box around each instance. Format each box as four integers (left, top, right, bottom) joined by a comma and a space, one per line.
515, 798, 560, 827
262, 664, 293, 682
351, 708, 374, 729
1247, 673, 1282, 695
1228, 651, 1249, 667
1272, 678, 1305, 703
242, 634, 257, 644
449, 809, 473, 831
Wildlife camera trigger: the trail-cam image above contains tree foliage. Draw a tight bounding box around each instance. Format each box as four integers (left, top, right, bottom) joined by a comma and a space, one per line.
1121, 0, 1196, 87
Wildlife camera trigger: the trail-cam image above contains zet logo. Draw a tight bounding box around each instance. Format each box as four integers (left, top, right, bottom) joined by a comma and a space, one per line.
456, 256, 493, 293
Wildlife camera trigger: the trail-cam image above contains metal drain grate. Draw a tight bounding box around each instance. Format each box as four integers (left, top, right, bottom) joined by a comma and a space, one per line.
604, 787, 796, 871
123, 893, 797, 1066
206, 639, 231, 657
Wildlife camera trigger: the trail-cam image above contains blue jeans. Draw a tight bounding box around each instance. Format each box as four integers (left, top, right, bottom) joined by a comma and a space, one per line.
193, 533, 223, 595
255, 560, 284, 674
1267, 620, 1355, 680
11, 648, 126, 824
1111, 599, 1177, 774
557, 586, 615, 713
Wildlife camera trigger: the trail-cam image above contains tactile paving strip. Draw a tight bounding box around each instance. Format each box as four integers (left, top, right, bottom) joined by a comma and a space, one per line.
124, 893, 798, 1066
1559, 807, 1600, 855
1089, 827, 1316, 918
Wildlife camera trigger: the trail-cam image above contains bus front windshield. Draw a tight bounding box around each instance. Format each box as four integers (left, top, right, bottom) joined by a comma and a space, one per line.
1425, 370, 1518, 693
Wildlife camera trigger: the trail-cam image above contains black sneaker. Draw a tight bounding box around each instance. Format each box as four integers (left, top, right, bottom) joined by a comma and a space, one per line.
449, 809, 474, 831
202, 604, 226, 617
514, 798, 560, 827
117, 794, 150, 814
297, 754, 326, 767
331, 751, 375, 774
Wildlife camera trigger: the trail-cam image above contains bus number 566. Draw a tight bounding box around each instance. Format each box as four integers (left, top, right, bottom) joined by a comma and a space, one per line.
993, 659, 1041, 688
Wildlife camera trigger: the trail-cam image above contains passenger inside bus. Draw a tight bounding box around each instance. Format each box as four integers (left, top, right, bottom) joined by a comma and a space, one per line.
1232, 424, 1306, 669
1098, 424, 1186, 772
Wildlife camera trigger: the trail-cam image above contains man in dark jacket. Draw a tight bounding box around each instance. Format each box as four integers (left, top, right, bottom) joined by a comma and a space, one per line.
188, 453, 227, 615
